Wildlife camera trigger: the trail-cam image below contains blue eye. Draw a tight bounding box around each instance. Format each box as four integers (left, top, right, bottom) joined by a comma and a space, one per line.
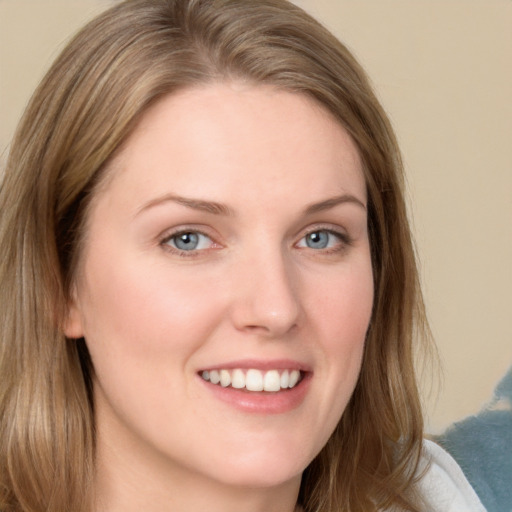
298, 229, 345, 250
164, 231, 212, 252
305, 231, 330, 249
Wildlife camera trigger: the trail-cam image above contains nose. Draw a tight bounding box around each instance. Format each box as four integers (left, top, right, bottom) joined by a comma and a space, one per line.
229, 247, 302, 338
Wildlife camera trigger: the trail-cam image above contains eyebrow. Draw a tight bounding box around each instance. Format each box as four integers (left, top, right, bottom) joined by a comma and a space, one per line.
136, 192, 366, 218
136, 194, 232, 216
304, 194, 367, 214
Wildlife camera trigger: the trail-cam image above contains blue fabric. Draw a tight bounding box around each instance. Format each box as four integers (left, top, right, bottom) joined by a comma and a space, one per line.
437, 367, 512, 512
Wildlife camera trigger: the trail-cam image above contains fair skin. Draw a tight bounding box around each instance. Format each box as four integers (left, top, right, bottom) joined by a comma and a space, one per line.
65, 83, 374, 512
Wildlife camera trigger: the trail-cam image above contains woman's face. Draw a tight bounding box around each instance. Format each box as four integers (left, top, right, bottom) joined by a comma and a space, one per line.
66, 84, 373, 492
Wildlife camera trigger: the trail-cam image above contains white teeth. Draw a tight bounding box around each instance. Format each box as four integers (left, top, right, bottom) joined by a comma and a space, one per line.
231, 369, 245, 389
289, 370, 300, 388
263, 370, 281, 392
209, 370, 220, 385
246, 369, 264, 391
220, 369, 231, 387
280, 369, 289, 388
200, 368, 303, 392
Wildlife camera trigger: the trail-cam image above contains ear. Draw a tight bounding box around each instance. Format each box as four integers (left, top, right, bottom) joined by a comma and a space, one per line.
63, 290, 85, 339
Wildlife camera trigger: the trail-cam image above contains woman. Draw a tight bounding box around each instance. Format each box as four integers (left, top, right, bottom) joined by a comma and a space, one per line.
0, 1, 485, 511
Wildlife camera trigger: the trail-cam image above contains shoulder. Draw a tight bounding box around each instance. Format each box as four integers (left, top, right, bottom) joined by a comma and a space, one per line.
415, 439, 488, 512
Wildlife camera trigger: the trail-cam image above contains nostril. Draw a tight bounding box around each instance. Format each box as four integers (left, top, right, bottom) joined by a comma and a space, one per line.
239, 321, 299, 337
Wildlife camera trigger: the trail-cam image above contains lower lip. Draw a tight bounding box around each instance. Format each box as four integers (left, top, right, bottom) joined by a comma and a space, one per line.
199, 373, 312, 414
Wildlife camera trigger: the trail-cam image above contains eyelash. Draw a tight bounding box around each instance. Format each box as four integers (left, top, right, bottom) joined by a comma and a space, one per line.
158, 226, 352, 258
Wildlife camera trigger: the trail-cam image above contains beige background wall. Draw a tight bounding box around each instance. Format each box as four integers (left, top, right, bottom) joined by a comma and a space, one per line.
1, 0, 511, 433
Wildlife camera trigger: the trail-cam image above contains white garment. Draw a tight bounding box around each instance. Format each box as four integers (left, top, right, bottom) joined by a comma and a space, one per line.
417, 440, 487, 512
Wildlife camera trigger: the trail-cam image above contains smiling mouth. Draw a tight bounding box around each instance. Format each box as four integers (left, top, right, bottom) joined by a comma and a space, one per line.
200, 368, 303, 392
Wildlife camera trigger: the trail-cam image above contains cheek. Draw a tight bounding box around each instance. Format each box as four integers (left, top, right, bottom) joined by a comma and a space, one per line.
304, 259, 373, 421
77, 253, 222, 369
310, 259, 374, 348
76, 255, 225, 438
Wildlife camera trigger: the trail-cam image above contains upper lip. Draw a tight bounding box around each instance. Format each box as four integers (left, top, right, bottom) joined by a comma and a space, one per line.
198, 359, 312, 373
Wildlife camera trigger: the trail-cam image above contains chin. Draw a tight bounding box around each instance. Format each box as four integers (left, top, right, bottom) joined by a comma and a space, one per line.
213, 463, 303, 489
194, 444, 309, 489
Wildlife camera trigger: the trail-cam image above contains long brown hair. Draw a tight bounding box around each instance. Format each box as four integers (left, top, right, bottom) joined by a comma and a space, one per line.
0, 1, 431, 510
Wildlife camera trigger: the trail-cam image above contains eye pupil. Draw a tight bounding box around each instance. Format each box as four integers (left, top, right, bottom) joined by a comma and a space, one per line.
174, 232, 199, 251
306, 231, 329, 249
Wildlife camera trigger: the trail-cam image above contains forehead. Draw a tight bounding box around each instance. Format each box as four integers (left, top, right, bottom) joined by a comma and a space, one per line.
97, 82, 366, 210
